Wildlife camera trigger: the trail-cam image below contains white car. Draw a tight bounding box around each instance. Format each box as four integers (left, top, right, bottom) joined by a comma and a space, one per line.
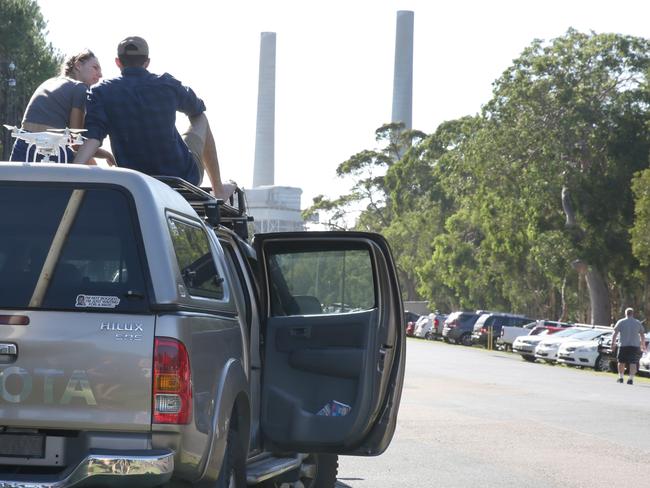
413, 315, 433, 339
513, 327, 580, 362
557, 332, 613, 371
639, 350, 650, 375
535, 328, 607, 363
512, 331, 551, 361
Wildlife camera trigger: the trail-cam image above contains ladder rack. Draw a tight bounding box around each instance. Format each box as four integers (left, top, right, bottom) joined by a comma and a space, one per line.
155, 176, 253, 241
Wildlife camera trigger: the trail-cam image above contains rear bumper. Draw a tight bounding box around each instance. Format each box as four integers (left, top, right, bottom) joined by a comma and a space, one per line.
0, 449, 173, 488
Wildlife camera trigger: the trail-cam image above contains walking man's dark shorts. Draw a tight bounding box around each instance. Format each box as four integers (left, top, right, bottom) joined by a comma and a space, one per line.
617, 346, 641, 364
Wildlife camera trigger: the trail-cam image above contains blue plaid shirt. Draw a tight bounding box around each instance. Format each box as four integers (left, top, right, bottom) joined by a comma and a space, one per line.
84, 67, 206, 184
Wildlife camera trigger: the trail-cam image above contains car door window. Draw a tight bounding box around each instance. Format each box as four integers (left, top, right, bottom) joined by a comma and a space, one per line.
267, 249, 374, 316
168, 218, 224, 300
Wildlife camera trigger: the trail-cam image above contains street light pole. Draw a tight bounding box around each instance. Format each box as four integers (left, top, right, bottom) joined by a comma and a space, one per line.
2, 61, 17, 160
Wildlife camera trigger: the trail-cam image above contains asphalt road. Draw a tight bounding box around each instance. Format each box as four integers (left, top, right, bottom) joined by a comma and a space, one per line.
336, 337, 650, 488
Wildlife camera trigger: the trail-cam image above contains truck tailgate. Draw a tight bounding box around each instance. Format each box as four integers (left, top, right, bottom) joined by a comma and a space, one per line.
0, 310, 154, 431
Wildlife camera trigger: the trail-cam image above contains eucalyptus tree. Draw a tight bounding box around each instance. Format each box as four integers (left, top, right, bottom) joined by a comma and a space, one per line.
463, 29, 650, 324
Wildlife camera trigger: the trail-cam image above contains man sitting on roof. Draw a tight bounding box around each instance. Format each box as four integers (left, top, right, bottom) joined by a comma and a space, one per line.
73, 36, 235, 200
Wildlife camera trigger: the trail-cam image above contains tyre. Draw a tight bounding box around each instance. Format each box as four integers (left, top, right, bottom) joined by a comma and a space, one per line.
262, 453, 338, 488
521, 354, 536, 362
215, 426, 246, 488
594, 354, 610, 372
424, 331, 432, 340
460, 333, 472, 347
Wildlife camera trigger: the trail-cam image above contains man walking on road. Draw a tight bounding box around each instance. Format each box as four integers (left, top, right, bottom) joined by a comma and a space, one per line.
611, 307, 646, 385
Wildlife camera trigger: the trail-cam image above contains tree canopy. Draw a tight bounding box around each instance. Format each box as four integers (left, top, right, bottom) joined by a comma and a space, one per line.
306, 29, 650, 324
0, 0, 61, 158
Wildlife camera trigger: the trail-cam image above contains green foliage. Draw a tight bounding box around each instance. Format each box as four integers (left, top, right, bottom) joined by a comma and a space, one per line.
631, 169, 650, 267
0, 0, 61, 156
309, 29, 650, 319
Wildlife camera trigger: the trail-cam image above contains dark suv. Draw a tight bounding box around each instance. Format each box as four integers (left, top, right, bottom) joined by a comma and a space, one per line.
471, 313, 534, 347
442, 311, 482, 346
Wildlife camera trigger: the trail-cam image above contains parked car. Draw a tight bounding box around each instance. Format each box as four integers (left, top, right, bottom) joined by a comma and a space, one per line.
405, 311, 420, 337
534, 327, 607, 363
557, 331, 613, 371
499, 320, 573, 351
406, 322, 416, 336
425, 312, 448, 340
639, 348, 650, 375
471, 312, 534, 348
413, 314, 433, 338
442, 311, 482, 346
404, 311, 420, 326
512, 329, 559, 362
599, 332, 650, 373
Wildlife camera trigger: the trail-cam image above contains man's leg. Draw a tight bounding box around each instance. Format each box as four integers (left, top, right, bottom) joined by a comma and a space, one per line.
629, 361, 637, 381
617, 361, 625, 382
183, 113, 235, 200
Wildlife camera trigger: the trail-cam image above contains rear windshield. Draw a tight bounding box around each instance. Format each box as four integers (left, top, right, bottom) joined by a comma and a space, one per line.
0, 184, 148, 313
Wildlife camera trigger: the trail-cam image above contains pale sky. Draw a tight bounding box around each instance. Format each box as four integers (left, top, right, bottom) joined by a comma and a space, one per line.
36, 0, 650, 209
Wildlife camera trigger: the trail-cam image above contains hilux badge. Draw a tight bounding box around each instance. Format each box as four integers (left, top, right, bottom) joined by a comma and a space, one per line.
100, 322, 144, 341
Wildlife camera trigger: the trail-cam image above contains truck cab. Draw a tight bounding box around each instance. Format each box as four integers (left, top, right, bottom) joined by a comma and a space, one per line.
0, 163, 405, 487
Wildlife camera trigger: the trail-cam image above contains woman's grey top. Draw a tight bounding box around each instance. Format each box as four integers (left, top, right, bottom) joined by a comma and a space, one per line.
21, 77, 88, 128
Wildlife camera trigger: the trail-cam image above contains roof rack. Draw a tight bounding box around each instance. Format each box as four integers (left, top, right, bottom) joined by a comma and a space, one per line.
155, 176, 253, 241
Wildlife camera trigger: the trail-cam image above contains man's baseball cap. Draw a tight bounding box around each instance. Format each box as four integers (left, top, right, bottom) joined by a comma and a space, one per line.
117, 36, 149, 57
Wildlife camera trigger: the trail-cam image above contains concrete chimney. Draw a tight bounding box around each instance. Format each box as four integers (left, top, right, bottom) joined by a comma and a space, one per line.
253, 32, 276, 187
391, 11, 414, 130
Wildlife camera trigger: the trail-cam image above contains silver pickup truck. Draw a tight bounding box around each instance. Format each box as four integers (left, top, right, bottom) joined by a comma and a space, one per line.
0, 163, 405, 487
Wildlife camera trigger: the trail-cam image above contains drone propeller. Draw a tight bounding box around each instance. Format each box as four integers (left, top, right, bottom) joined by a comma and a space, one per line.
47, 127, 87, 134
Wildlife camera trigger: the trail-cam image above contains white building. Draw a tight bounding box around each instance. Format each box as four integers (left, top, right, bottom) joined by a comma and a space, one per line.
246, 185, 304, 233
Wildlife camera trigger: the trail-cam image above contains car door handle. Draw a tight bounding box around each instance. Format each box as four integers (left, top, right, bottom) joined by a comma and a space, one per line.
0, 343, 17, 356
289, 327, 311, 338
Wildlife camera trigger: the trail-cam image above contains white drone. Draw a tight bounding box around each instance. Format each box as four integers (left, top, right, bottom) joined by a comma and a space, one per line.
3, 124, 86, 163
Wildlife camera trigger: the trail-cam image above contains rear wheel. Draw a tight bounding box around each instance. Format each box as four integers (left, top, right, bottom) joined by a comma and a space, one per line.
215, 426, 246, 488
460, 333, 472, 347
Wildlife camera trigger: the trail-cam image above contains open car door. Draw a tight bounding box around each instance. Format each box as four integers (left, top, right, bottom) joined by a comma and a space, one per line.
255, 231, 405, 455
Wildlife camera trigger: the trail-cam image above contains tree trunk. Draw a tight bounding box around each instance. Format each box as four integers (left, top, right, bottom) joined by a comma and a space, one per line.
397, 270, 419, 301
562, 186, 610, 325
571, 260, 611, 325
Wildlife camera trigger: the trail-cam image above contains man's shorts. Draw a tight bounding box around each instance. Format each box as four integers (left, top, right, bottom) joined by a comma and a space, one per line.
182, 131, 205, 181
617, 346, 641, 364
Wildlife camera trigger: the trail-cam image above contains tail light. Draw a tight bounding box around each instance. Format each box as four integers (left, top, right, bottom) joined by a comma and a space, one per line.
153, 337, 192, 424
480, 327, 487, 333
434, 318, 439, 327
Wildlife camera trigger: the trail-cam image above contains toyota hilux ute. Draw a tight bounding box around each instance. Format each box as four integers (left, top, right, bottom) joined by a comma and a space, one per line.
0, 163, 405, 488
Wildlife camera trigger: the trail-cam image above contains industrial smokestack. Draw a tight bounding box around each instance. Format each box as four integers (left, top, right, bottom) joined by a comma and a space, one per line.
253, 32, 276, 187
391, 11, 414, 130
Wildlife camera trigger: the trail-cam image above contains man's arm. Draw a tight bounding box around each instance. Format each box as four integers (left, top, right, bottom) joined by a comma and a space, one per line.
611, 331, 619, 351
73, 138, 101, 165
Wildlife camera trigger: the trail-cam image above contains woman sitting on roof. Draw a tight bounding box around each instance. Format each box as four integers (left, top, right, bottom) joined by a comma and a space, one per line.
9, 49, 115, 165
